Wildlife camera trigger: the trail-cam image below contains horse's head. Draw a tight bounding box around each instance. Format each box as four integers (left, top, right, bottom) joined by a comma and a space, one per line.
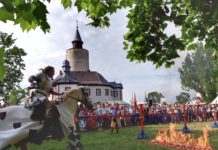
62, 88, 91, 108
62, 88, 86, 102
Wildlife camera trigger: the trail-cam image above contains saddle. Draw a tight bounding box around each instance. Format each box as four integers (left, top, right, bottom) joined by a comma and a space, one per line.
30, 102, 46, 121
29, 103, 64, 144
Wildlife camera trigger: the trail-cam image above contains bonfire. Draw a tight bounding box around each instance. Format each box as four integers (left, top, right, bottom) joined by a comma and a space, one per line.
151, 124, 212, 150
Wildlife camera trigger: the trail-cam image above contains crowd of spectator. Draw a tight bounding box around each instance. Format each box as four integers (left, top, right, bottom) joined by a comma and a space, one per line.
77, 102, 218, 131
1, 99, 218, 130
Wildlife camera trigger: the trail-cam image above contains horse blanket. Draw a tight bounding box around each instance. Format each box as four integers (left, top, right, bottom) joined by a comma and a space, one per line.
0, 88, 84, 150
0, 106, 43, 149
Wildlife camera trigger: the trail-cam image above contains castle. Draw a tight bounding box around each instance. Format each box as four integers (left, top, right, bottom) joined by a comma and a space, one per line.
53, 26, 123, 104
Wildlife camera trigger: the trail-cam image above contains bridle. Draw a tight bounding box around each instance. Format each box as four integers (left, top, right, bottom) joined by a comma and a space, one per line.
66, 94, 84, 102
65, 89, 87, 102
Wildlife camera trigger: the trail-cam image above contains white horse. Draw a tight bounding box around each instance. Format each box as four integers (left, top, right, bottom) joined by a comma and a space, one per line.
0, 88, 88, 150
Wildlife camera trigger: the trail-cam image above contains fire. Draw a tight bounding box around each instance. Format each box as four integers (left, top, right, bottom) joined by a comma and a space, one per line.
151, 124, 212, 150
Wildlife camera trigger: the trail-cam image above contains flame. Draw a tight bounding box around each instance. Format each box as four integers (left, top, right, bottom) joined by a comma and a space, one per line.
151, 124, 212, 150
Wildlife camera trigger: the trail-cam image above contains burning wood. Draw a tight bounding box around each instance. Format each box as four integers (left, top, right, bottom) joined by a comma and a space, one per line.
151, 124, 212, 150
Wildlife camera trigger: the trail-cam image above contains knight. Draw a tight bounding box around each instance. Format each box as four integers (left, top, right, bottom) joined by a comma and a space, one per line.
27, 66, 64, 143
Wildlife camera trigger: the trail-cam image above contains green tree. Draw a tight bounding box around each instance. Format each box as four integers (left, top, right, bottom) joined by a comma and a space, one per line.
123, 0, 218, 68
176, 92, 190, 104
0, 32, 26, 101
178, 45, 218, 103
1, 0, 218, 78
148, 91, 164, 104
8, 88, 26, 105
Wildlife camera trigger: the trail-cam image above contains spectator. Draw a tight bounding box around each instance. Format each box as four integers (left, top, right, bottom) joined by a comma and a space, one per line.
110, 104, 119, 134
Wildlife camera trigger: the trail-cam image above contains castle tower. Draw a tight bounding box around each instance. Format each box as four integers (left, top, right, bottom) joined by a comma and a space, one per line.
66, 25, 89, 71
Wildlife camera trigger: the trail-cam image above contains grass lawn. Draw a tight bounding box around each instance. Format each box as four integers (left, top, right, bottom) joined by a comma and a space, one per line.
9, 122, 218, 150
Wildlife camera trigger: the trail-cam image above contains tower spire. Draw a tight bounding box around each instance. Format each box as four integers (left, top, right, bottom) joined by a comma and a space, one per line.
72, 21, 83, 49
76, 20, 78, 29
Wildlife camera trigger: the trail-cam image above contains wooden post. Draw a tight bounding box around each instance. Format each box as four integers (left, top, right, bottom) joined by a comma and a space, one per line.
182, 103, 190, 133
137, 104, 148, 139
140, 104, 144, 131
212, 111, 218, 128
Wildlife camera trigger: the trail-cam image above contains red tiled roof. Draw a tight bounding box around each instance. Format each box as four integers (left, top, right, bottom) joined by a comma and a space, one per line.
54, 70, 123, 88
71, 71, 109, 85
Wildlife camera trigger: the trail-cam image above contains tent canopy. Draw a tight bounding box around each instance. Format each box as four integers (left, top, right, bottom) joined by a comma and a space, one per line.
186, 99, 206, 105
210, 96, 218, 104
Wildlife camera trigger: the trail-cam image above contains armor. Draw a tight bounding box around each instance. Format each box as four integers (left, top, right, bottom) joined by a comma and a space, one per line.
25, 72, 54, 120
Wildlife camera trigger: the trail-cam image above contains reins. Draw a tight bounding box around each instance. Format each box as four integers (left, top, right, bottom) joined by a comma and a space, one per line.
64, 88, 87, 103
66, 93, 86, 102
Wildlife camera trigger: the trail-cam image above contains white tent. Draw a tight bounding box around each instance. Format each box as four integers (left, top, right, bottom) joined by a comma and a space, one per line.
210, 96, 218, 104
186, 98, 206, 105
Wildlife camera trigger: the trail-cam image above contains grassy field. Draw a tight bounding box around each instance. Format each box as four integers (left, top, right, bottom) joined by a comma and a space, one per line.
10, 122, 218, 150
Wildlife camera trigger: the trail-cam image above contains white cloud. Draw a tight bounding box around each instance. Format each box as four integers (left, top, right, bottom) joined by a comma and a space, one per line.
0, 2, 195, 104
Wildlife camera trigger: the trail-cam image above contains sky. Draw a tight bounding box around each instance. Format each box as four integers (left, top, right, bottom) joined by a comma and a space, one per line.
0, 1, 195, 103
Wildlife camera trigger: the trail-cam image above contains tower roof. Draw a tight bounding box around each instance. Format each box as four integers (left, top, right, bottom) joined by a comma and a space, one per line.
53, 59, 79, 84
62, 59, 70, 73
53, 71, 79, 84
72, 25, 83, 48
73, 27, 83, 42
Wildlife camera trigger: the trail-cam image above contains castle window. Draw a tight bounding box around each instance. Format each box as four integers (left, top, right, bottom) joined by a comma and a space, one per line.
110, 90, 113, 96
96, 89, 101, 96
120, 91, 123, 100
114, 91, 118, 97
105, 89, 109, 96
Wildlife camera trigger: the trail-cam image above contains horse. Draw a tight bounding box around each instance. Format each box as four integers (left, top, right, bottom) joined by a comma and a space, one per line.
0, 87, 89, 150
